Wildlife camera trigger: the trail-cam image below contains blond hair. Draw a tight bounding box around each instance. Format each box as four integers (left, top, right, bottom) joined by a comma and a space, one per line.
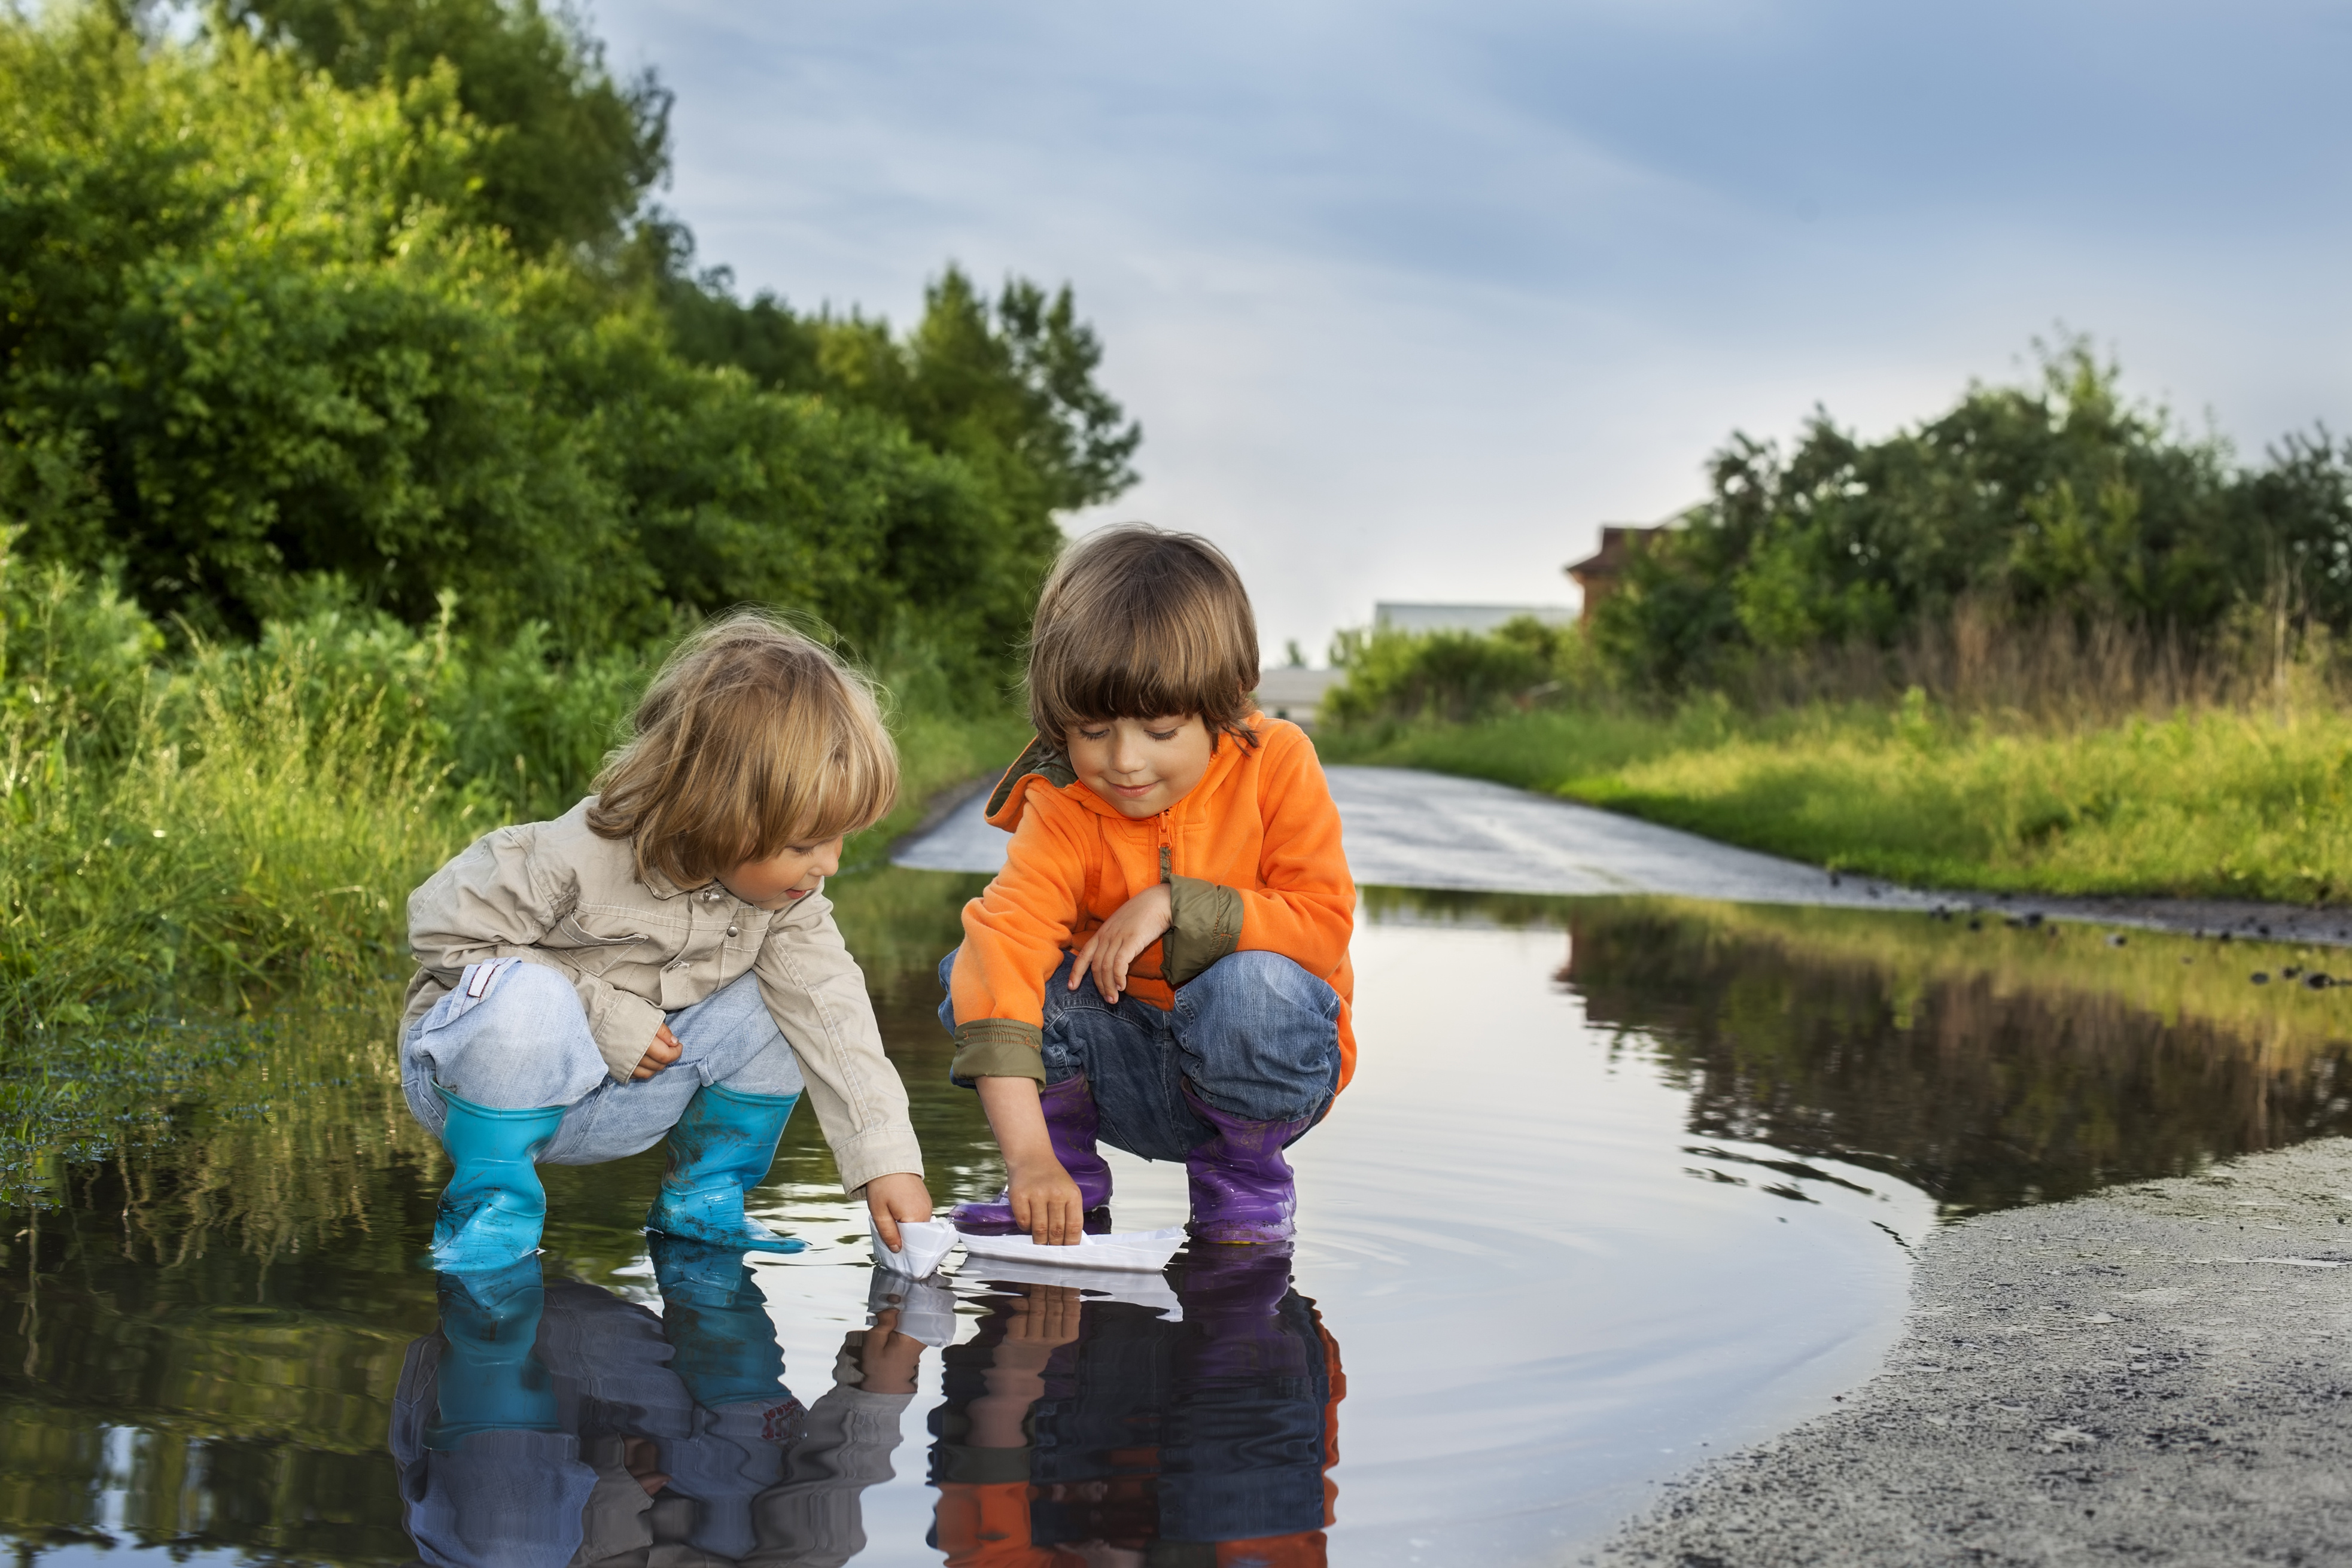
1027, 524, 1260, 745
588, 611, 897, 887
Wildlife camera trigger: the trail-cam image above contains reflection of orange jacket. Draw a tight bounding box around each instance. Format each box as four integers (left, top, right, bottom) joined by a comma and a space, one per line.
932, 1315, 1347, 1568
933, 1483, 1331, 1568
947, 716, 1356, 1092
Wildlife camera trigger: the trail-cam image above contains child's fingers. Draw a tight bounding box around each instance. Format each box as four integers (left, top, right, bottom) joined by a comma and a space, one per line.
1067, 935, 1097, 989
872, 1207, 902, 1251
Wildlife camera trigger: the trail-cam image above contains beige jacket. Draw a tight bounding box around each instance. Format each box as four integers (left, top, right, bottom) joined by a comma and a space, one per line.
403, 799, 923, 1194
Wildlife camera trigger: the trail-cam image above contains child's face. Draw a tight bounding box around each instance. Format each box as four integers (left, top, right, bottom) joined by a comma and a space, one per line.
1064, 715, 1215, 819
718, 835, 843, 909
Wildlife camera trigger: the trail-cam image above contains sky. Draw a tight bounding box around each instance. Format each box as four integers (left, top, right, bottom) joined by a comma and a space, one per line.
589, 0, 2352, 663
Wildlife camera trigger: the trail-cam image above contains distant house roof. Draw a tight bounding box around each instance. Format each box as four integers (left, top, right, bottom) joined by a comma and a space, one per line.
1564, 525, 1667, 587
1372, 602, 1575, 635
1564, 523, 1672, 620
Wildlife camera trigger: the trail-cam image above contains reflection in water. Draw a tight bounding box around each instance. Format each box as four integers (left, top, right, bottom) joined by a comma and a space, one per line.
395, 1244, 1338, 1568
397, 1241, 916, 1567
6, 874, 2352, 1563
1544, 897, 2352, 1213
933, 1250, 1338, 1567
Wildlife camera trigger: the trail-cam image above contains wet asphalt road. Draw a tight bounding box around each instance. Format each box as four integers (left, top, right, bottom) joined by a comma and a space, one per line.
897, 763, 2352, 945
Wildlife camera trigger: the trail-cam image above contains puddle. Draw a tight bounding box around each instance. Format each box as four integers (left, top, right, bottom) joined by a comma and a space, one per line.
4, 877, 2349, 1564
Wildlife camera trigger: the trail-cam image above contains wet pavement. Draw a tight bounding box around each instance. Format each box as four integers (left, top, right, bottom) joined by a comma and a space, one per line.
894, 765, 1936, 911
898, 764, 2352, 946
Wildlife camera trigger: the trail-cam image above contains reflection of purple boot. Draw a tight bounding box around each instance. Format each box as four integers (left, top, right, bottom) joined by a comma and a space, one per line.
1175, 1243, 1305, 1384
951, 1073, 1112, 1235
1182, 1083, 1313, 1244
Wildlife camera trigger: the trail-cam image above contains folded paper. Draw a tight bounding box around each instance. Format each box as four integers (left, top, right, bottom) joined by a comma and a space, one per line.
870, 1216, 959, 1279
955, 1225, 1185, 1274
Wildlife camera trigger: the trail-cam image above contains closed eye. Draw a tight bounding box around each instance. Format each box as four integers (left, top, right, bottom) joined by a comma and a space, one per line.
1146, 727, 1179, 742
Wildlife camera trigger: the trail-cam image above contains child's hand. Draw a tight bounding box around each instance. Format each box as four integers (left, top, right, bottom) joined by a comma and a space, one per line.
1070, 882, 1173, 1002
633, 1024, 683, 1080
1008, 1157, 1087, 1246
865, 1171, 935, 1252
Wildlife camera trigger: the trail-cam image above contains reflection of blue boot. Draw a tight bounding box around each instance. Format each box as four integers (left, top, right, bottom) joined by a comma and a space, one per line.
644, 1082, 806, 1253
425, 1258, 558, 1451
431, 1087, 565, 1271
650, 1234, 793, 1412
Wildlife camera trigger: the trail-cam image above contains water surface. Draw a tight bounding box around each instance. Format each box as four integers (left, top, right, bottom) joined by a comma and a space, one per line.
6, 880, 2349, 1565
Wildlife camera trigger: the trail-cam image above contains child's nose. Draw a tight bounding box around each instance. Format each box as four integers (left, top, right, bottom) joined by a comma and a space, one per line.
811, 837, 843, 877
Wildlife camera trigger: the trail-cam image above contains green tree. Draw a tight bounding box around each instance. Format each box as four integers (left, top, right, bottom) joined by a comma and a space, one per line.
218, 0, 670, 255
1595, 342, 2352, 694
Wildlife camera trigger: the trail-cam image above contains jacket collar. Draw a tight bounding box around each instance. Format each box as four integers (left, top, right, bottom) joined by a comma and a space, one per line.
985, 717, 1261, 832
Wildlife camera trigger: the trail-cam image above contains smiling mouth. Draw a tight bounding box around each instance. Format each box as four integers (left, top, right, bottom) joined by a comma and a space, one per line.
1109, 781, 1157, 796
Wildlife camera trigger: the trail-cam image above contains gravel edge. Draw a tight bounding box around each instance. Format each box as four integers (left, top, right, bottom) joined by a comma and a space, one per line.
1583, 1137, 2352, 1568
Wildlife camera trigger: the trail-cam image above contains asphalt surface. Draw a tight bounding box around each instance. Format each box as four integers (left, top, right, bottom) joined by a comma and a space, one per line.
1588, 1138, 2352, 1567
894, 763, 2352, 945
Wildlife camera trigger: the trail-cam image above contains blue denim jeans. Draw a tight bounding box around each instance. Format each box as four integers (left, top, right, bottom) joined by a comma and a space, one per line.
937, 949, 1341, 1163
401, 959, 805, 1165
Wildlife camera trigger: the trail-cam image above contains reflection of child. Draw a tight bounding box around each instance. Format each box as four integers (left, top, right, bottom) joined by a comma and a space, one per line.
394, 1243, 928, 1567
401, 613, 934, 1268
941, 526, 1356, 1244
932, 1252, 1344, 1565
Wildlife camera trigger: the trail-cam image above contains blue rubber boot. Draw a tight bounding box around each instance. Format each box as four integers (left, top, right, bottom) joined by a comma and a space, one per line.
644, 1082, 807, 1253
431, 1087, 565, 1271
425, 1257, 558, 1451
650, 1234, 795, 1411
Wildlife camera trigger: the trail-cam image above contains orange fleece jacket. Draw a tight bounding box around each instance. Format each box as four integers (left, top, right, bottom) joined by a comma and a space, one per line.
948, 716, 1356, 1093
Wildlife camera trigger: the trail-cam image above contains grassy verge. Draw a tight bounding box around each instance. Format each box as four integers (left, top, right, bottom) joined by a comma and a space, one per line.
0, 548, 1031, 1185
1322, 697, 2352, 903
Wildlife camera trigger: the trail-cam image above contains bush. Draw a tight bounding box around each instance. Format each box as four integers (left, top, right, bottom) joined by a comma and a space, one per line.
1322, 616, 1606, 729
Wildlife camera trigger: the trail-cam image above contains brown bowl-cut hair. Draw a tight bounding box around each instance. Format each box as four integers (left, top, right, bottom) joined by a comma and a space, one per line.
588, 611, 898, 888
1028, 524, 1260, 746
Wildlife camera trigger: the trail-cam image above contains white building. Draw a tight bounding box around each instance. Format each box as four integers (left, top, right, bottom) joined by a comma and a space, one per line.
1253, 666, 1345, 729
1373, 601, 1576, 635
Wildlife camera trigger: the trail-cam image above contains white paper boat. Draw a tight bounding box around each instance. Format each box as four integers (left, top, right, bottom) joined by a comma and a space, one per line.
868, 1216, 960, 1280
955, 1225, 1185, 1274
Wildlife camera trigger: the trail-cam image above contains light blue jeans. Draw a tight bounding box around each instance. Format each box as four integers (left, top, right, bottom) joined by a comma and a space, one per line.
401, 958, 805, 1165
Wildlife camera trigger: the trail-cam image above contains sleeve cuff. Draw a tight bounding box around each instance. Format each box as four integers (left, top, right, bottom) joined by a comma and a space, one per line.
949, 1020, 1046, 1087
830, 1125, 928, 1196
587, 991, 667, 1082
1164, 876, 1243, 987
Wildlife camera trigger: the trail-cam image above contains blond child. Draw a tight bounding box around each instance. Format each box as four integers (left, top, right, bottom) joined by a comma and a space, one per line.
401, 612, 934, 1269
941, 526, 1357, 1246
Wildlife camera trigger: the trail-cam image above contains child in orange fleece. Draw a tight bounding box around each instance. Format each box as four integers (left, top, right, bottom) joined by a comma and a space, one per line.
938, 525, 1356, 1246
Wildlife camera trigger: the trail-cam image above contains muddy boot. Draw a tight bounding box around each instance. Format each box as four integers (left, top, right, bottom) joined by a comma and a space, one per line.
645, 1082, 806, 1253
1180, 1083, 1312, 1245
431, 1088, 565, 1271
650, 1234, 795, 1412
950, 1072, 1113, 1235
425, 1257, 558, 1450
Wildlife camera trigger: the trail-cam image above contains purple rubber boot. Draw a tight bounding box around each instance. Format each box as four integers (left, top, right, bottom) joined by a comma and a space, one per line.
1181, 1083, 1314, 1244
951, 1073, 1112, 1235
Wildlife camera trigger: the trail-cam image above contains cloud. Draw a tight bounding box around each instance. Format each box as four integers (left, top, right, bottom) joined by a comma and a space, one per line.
592, 0, 2352, 656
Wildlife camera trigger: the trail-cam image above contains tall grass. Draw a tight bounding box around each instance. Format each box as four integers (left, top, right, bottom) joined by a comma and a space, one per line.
0, 534, 1029, 1188
1322, 607, 2352, 902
